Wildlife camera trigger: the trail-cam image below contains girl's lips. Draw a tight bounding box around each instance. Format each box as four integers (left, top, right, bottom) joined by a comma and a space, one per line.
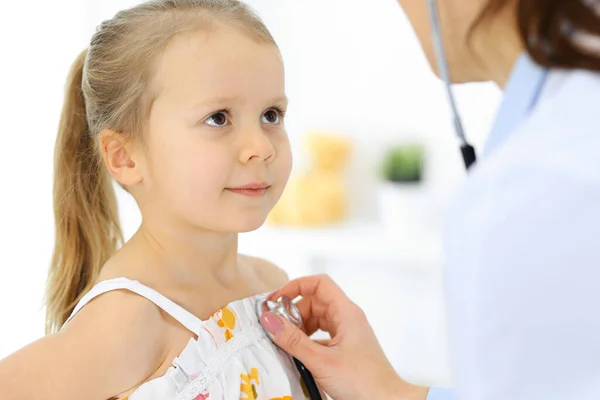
226, 186, 270, 197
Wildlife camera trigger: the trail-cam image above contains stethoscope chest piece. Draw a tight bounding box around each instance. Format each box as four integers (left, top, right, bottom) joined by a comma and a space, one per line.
255, 295, 303, 329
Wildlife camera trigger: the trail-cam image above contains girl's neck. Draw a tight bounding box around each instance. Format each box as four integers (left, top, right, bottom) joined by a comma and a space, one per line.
132, 222, 242, 287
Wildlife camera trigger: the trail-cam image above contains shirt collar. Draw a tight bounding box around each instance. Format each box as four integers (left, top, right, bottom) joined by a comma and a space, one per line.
484, 52, 549, 156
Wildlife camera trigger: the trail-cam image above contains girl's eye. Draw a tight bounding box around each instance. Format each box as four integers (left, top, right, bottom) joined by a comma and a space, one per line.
261, 109, 283, 125
205, 112, 229, 127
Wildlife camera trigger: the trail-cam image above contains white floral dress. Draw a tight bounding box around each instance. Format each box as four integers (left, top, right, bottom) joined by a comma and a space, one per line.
63, 278, 308, 400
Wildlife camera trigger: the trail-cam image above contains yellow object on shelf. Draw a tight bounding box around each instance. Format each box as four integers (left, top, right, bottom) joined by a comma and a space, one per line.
268, 132, 352, 227
305, 132, 352, 173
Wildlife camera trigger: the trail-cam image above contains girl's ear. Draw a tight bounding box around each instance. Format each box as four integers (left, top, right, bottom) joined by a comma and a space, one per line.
98, 130, 143, 186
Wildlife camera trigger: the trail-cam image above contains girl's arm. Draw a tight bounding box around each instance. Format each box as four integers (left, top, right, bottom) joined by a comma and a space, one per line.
0, 290, 167, 400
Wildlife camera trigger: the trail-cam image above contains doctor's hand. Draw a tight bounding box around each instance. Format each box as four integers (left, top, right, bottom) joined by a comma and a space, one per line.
260, 274, 430, 400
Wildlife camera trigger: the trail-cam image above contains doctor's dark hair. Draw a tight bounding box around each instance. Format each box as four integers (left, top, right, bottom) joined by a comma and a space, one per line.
46, 0, 277, 334
477, 0, 600, 71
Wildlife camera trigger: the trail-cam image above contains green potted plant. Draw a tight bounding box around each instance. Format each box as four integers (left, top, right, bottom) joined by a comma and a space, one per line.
378, 143, 427, 233
381, 143, 424, 184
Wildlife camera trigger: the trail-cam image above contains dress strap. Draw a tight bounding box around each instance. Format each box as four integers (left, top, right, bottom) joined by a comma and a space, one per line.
62, 277, 203, 334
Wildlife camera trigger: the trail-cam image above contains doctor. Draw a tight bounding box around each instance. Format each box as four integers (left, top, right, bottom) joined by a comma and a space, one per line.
260, 1, 600, 399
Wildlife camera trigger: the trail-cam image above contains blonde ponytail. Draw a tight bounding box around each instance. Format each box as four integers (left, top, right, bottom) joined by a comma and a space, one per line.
45, 49, 123, 334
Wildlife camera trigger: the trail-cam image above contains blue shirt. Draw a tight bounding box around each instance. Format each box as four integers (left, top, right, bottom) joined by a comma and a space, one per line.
484, 52, 549, 156
426, 52, 548, 400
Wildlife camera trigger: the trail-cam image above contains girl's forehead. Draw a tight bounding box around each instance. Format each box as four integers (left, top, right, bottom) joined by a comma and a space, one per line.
152, 27, 284, 105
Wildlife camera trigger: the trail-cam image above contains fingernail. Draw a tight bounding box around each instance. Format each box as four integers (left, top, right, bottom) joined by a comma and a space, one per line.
260, 311, 284, 336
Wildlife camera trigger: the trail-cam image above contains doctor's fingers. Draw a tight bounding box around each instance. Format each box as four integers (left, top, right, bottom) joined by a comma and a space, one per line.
295, 297, 340, 337
261, 311, 335, 370
302, 315, 334, 338
268, 274, 352, 310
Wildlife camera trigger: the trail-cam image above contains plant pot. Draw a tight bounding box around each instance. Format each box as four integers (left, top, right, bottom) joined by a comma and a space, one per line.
377, 181, 429, 237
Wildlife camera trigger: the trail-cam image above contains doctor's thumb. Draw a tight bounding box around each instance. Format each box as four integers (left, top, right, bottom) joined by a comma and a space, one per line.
260, 311, 324, 367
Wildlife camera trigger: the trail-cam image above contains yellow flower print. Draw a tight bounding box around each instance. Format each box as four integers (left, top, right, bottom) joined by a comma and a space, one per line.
240, 368, 261, 400
216, 307, 236, 341
239, 367, 293, 400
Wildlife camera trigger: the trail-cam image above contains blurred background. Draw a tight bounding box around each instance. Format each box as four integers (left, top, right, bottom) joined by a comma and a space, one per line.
0, 0, 502, 388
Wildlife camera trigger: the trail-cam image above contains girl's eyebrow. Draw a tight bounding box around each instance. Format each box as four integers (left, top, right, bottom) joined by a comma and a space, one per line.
269, 96, 288, 105
187, 96, 238, 111
187, 95, 288, 111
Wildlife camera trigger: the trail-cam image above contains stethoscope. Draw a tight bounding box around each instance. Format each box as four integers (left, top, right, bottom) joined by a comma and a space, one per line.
427, 0, 477, 171
254, 4, 475, 399
256, 296, 323, 400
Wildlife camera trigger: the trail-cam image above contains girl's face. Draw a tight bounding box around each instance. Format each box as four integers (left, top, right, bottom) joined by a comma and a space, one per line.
141, 26, 292, 233
397, 0, 493, 82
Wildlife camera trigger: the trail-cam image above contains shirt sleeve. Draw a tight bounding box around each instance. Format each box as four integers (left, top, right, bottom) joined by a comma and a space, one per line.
426, 387, 458, 400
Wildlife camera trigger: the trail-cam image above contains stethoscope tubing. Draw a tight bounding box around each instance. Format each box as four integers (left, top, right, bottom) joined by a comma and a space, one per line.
427, 0, 477, 170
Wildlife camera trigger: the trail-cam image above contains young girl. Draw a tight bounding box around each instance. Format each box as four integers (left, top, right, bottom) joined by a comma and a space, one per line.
0, 1, 305, 399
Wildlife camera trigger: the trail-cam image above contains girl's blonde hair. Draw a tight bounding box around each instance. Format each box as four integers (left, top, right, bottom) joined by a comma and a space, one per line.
46, 0, 277, 334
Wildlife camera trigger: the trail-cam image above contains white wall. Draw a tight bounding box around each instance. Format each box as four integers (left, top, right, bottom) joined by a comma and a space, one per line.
1, 0, 503, 387
0, 0, 89, 355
